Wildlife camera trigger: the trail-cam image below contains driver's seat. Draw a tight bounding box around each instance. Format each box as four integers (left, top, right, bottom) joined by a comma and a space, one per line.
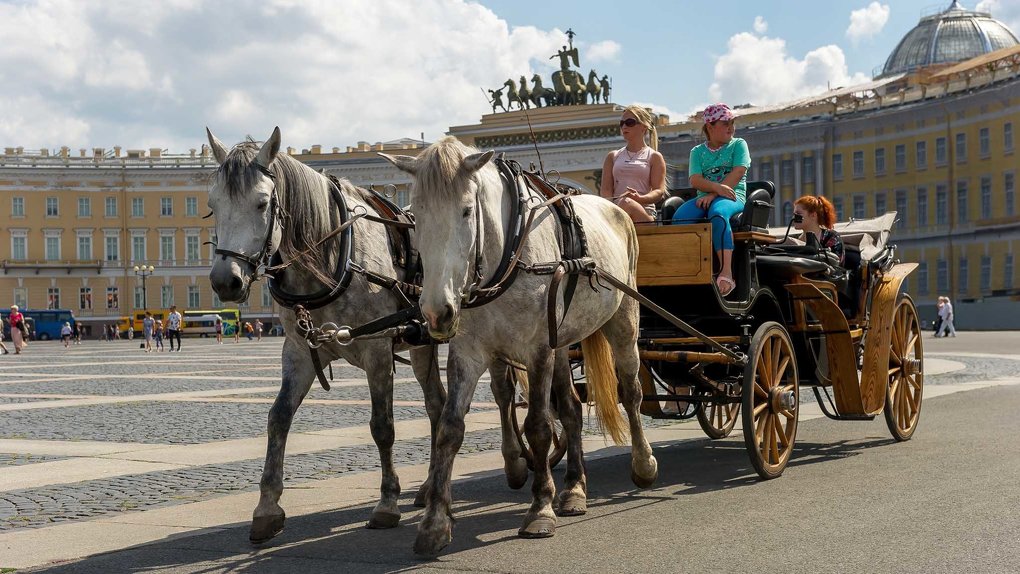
659, 180, 776, 230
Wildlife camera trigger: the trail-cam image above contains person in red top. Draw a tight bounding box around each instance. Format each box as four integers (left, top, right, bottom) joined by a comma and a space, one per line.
8, 305, 26, 354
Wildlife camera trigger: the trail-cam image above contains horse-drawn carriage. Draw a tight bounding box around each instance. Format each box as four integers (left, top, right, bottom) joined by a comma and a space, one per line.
617, 181, 924, 479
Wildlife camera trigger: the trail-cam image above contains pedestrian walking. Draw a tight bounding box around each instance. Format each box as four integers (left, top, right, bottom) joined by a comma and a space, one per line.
154, 319, 165, 351
233, 321, 240, 343
244, 321, 254, 341
255, 318, 263, 342
933, 298, 943, 336
937, 296, 957, 337
215, 316, 223, 344
142, 311, 155, 352
73, 321, 81, 345
60, 321, 73, 348
166, 305, 183, 352
8, 305, 26, 354
127, 325, 134, 340
0, 315, 10, 355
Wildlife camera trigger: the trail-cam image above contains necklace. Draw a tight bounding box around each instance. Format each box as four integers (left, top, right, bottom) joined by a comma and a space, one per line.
624, 146, 644, 161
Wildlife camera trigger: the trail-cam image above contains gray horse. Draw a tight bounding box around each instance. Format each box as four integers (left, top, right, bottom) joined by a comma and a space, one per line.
382, 136, 657, 557
205, 128, 531, 544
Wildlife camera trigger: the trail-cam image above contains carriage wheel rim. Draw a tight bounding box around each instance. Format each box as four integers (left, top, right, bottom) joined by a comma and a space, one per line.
750, 330, 797, 471
888, 301, 923, 433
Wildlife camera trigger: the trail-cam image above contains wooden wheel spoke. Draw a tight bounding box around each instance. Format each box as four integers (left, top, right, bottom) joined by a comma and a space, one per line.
769, 416, 781, 463
775, 355, 791, 384
774, 414, 789, 448
753, 402, 769, 418
770, 339, 782, 382
905, 332, 918, 355
888, 366, 901, 377
754, 380, 768, 398
890, 346, 902, 365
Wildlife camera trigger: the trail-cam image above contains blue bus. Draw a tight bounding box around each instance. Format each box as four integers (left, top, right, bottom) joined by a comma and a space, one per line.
0, 308, 75, 341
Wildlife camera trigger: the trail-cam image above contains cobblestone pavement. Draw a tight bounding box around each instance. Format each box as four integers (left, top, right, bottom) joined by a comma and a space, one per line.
0, 338, 1015, 535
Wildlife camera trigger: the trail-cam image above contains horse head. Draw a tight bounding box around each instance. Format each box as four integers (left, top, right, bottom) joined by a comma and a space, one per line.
205, 127, 284, 303
380, 137, 495, 340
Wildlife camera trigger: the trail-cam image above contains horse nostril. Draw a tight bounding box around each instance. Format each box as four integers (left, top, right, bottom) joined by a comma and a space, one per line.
438, 304, 455, 326
229, 275, 243, 292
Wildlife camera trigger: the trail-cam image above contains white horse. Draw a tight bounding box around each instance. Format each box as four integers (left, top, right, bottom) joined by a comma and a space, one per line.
205, 128, 533, 543
382, 136, 658, 557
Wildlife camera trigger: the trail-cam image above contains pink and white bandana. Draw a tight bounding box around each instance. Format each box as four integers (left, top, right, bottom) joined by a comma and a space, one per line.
703, 103, 735, 123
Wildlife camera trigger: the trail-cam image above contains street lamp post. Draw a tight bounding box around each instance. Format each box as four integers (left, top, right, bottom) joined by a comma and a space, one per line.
133, 264, 155, 312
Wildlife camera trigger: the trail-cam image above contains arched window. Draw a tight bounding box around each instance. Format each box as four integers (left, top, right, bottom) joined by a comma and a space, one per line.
782, 201, 793, 223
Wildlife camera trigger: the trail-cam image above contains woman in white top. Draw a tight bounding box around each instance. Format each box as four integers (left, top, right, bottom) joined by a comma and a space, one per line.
599, 105, 667, 223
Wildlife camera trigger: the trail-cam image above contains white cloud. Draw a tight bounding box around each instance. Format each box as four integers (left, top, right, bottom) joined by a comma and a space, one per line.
846, 2, 890, 44
707, 31, 870, 107
630, 102, 682, 123
0, 0, 593, 152
753, 16, 768, 34
976, 0, 1020, 35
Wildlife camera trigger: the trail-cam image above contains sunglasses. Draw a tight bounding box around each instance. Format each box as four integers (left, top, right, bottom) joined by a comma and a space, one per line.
619, 118, 640, 128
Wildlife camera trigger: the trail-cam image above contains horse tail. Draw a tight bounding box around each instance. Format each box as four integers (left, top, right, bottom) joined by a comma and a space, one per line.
580, 329, 628, 445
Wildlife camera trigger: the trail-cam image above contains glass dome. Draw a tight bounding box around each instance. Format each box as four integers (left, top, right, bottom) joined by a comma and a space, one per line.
879, 1, 1019, 78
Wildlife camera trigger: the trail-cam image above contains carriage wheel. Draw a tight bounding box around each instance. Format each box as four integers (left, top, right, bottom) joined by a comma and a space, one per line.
741, 322, 799, 480
885, 294, 924, 441
507, 367, 567, 471
696, 398, 739, 439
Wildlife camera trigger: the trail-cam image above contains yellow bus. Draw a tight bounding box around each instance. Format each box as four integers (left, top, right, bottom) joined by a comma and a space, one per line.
183, 308, 241, 336
127, 310, 168, 333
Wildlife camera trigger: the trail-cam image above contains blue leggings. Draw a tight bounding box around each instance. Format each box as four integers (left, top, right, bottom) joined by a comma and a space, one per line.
672, 196, 745, 250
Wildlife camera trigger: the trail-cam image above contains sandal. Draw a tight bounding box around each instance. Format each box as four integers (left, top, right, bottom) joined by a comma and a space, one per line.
715, 275, 736, 296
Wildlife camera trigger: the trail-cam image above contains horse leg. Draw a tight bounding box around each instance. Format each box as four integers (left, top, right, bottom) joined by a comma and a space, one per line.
603, 297, 658, 487
519, 349, 557, 538
250, 338, 315, 543
413, 349, 486, 557
409, 344, 446, 507
489, 362, 528, 490
552, 348, 587, 516
364, 344, 402, 529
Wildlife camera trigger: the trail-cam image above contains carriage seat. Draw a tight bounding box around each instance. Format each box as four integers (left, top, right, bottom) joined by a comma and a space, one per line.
659, 180, 775, 234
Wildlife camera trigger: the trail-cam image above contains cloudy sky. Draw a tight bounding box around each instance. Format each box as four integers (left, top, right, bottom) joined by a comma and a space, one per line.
1, 0, 1017, 153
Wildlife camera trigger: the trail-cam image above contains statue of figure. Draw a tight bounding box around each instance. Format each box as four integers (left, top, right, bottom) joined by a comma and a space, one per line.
550, 45, 579, 72
600, 74, 612, 104
518, 76, 532, 110
488, 87, 506, 113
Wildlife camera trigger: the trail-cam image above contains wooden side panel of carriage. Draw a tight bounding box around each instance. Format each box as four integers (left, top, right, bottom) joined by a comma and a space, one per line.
635, 224, 713, 287
785, 262, 917, 416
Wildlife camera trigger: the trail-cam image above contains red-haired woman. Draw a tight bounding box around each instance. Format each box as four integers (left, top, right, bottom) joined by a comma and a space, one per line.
793, 195, 844, 265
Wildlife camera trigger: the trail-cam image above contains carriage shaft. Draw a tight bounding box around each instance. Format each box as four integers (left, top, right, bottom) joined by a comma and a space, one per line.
639, 350, 736, 365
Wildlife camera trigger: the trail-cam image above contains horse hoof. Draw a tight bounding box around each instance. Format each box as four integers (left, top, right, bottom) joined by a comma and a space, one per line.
518, 514, 556, 539
367, 510, 401, 529
630, 456, 658, 488
555, 492, 587, 517
249, 513, 285, 544
505, 457, 529, 490
413, 529, 452, 558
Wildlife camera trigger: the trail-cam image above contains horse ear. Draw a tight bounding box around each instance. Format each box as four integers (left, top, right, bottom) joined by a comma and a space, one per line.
378, 152, 417, 175
462, 150, 494, 174
206, 127, 228, 165
256, 126, 282, 169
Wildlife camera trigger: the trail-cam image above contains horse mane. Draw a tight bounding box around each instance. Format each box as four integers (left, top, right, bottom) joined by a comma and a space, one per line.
415, 136, 481, 200
216, 138, 338, 283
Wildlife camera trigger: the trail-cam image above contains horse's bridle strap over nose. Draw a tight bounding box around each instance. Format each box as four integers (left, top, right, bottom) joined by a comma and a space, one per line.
214, 163, 280, 278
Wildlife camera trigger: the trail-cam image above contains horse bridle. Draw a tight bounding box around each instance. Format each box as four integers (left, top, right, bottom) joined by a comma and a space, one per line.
211, 162, 281, 279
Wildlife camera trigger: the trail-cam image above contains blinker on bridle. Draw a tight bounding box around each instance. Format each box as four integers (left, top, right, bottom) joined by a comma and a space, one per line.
205, 162, 281, 278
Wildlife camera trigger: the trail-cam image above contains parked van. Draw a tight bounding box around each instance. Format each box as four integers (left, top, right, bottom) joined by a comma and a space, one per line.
182, 314, 222, 337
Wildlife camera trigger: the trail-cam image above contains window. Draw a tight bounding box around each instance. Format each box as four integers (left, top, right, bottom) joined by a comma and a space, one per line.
13, 288, 27, 309
783, 201, 793, 222
958, 258, 968, 293
45, 235, 61, 260
980, 256, 992, 292
185, 235, 200, 263
79, 287, 93, 311
105, 197, 117, 217
979, 127, 990, 157
261, 285, 273, 308
980, 177, 992, 219
105, 235, 119, 262
917, 188, 928, 227
956, 132, 967, 163
853, 195, 865, 219
160, 235, 174, 262
160, 197, 173, 216
937, 259, 948, 292
188, 285, 200, 308
895, 144, 906, 172
759, 162, 774, 183
780, 160, 794, 186
78, 197, 91, 217
47, 288, 60, 309
874, 148, 886, 174
834, 197, 845, 221
915, 141, 927, 169
852, 151, 864, 177
46, 197, 59, 217
212, 291, 222, 308
802, 156, 815, 183
1006, 122, 1014, 152
12, 236, 27, 260
936, 137, 947, 165
161, 285, 174, 308
1006, 254, 1014, 290
208, 232, 217, 259
185, 197, 198, 217
134, 286, 144, 310
12, 197, 24, 217
895, 190, 907, 228
674, 169, 689, 188
106, 287, 119, 310
1006, 173, 1015, 217
131, 197, 144, 217
956, 181, 968, 224
918, 261, 929, 295
875, 192, 887, 216
832, 154, 843, 179
132, 235, 146, 262
77, 235, 92, 260
936, 185, 948, 225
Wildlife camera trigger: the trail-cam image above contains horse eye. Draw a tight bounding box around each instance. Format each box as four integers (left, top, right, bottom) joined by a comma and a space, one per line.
462, 207, 471, 218
258, 201, 269, 211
